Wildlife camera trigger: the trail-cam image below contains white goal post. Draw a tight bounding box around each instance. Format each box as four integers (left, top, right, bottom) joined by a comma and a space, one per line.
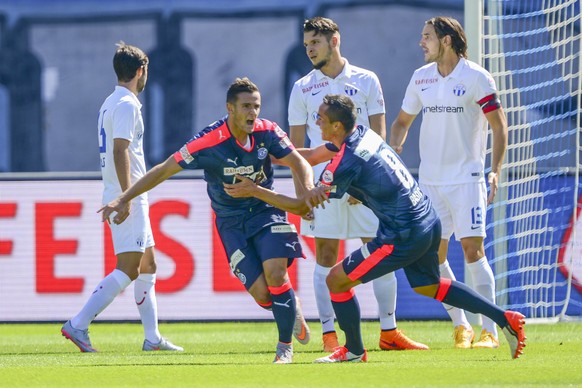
465, 0, 582, 322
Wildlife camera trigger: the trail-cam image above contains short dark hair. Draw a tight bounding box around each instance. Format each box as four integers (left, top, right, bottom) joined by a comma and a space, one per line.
322, 94, 356, 132
303, 17, 339, 42
426, 16, 468, 58
226, 77, 260, 104
113, 42, 148, 82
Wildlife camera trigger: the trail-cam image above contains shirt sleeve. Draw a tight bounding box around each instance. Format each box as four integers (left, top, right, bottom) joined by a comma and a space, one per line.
400, 72, 423, 116
288, 82, 308, 126
112, 101, 137, 141
268, 124, 295, 159
365, 72, 386, 116
318, 146, 360, 200
474, 69, 498, 103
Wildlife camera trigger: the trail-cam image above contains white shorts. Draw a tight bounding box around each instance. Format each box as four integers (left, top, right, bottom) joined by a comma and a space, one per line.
108, 201, 155, 255
420, 182, 487, 241
300, 193, 378, 239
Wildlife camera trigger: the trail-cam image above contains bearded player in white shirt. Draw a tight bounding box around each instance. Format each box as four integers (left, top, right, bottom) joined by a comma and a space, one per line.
289, 16, 427, 352
61, 43, 182, 352
390, 16, 509, 349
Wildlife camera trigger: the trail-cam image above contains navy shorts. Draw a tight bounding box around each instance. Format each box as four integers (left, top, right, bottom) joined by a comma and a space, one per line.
343, 219, 442, 288
216, 206, 304, 290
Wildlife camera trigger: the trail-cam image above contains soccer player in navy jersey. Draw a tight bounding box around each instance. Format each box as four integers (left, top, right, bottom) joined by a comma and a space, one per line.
223, 94, 526, 363
99, 77, 318, 364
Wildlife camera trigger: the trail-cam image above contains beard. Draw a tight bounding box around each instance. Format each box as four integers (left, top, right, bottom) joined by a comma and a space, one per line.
312, 58, 328, 70
136, 74, 147, 93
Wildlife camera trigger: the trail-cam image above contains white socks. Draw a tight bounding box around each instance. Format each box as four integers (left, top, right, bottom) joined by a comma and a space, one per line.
71, 269, 131, 330
372, 272, 397, 330
467, 257, 498, 337
134, 273, 162, 343
313, 264, 335, 333
439, 261, 471, 329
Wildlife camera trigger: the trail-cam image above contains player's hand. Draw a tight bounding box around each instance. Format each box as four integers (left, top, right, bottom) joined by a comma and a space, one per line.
390, 144, 403, 154
304, 186, 330, 210
223, 175, 256, 198
487, 172, 498, 205
98, 198, 130, 225
301, 210, 314, 221
347, 195, 361, 205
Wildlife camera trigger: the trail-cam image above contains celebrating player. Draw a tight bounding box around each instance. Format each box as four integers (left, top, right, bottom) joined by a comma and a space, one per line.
98, 77, 319, 364
62, 42, 182, 352
288, 16, 426, 352
390, 16, 508, 349
224, 94, 526, 362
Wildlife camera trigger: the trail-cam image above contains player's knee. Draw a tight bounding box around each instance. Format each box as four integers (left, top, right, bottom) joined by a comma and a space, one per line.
140, 261, 157, 274
124, 268, 140, 281
325, 270, 346, 294
249, 285, 271, 304
264, 268, 287, 286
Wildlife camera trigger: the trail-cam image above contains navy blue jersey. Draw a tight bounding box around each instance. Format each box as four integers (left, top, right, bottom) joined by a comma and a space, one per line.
320, 125, 436, 241
173, 117, 294, 217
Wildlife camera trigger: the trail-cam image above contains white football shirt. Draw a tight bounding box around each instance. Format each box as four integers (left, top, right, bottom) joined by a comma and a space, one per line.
401, 58, 498, 185
98, 85, 147, 204
288, 58, 385, 178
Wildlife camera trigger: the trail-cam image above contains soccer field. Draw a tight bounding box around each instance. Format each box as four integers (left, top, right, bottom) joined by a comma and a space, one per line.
0, 320, 580, 387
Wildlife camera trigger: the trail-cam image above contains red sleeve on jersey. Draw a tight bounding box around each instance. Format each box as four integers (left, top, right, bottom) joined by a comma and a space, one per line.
319, 143, 346, 197
478, 93, 501, 114
173, 123, 231, 164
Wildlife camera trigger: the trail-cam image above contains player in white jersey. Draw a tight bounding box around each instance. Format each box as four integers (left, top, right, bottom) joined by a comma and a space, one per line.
61, 42, 182, 353
390, 16, 508, 349
289, 16, 427, 352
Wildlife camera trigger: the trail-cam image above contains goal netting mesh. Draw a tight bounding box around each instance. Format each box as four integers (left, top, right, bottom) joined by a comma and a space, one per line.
480, 0, 581, 321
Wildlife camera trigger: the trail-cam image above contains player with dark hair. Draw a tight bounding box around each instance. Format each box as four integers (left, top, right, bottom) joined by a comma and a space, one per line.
61, 42, 182, 352
289, 16, 426, 352
390, 16, 509, 349
99, 77, 315, 364
223, 93, 526, 363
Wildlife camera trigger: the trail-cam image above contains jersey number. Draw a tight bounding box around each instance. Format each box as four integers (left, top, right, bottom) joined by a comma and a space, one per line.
379, 148, 414, 189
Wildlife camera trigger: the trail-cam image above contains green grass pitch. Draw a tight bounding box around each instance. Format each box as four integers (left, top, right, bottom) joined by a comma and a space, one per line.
0, 320, 580, 387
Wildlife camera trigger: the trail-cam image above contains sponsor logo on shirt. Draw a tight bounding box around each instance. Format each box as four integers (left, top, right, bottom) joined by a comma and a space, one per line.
415, 78, 438, 85
322, 170, 334, 184
230, 249, 245, 271
279, 138, 291, 149
179, 145, 194, 164
302, 81, 329, 94
223, 165, 255, 176
272, 224, 297, 234
422, 105, 464, 113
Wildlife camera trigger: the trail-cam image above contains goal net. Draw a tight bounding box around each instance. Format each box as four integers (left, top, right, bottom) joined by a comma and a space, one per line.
473, 0, 582, 321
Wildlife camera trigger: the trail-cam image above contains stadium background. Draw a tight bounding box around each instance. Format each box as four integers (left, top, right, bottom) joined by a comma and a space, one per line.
0, 0, 580, 321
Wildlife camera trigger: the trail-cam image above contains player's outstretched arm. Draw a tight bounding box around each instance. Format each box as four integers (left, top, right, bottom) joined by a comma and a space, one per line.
223, 175, 329, 216
99, 155, 183, 224
295, 144, 337, 166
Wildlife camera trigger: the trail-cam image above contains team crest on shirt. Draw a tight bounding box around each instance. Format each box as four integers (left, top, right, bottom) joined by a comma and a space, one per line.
257, 147, 268, 159
453, 84, 467, 96
322, 170, 334, 184
344, 85, 358, 96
